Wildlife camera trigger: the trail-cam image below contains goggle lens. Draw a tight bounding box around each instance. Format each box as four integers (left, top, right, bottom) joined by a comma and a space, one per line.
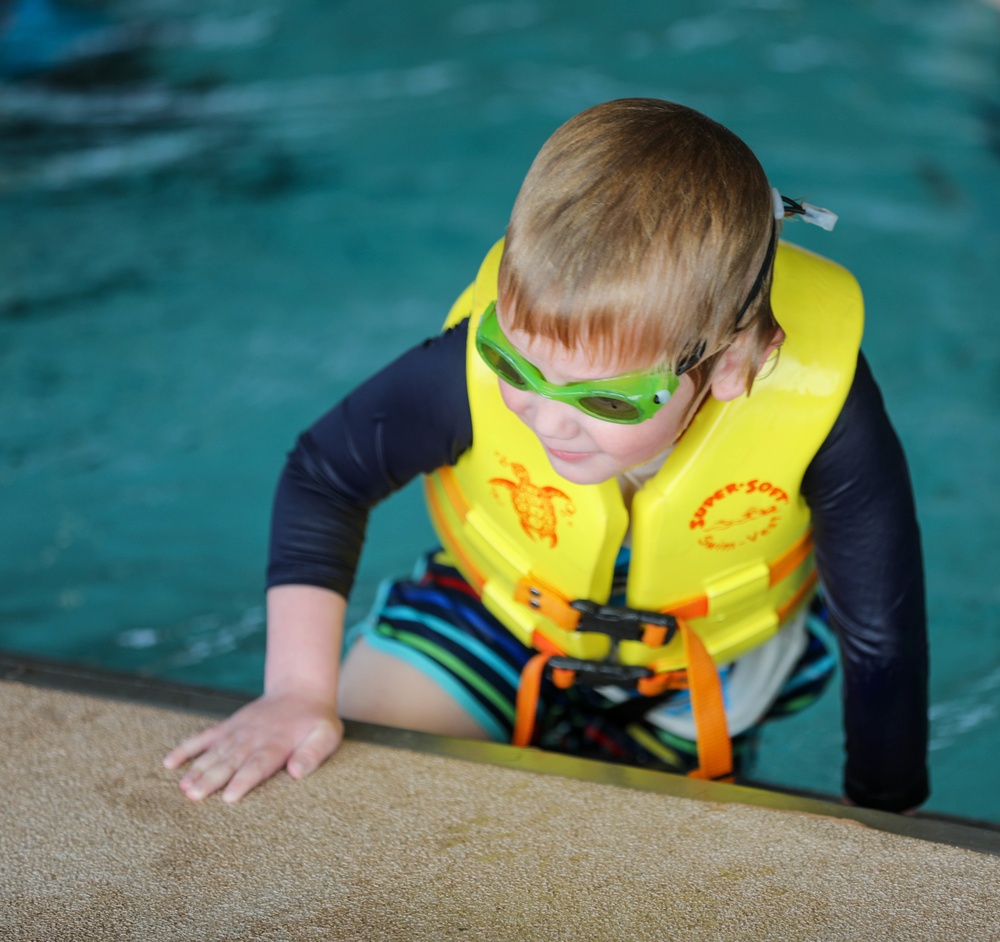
577, 395, 642, 422
480, 345, 528, 388
474, 303, 679, 425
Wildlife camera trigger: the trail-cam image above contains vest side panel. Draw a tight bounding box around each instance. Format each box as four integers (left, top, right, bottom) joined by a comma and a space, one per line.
426, 240, 630, 651
626, 242, 864, 666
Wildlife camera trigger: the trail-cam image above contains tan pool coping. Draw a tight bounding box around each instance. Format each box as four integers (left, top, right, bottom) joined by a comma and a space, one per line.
2, 652, 999, 941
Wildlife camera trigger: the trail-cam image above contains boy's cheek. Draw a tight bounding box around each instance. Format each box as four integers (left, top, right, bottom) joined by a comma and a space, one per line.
498, 380, 531, 416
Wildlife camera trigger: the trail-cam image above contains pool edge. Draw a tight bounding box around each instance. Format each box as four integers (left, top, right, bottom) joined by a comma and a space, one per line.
3, 649, 998, 859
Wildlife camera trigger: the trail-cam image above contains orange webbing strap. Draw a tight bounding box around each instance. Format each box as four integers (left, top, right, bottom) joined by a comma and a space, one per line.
679, 621, 733, 781
636, 669, 688, 697
512, 632, 563, 747
776, 568, 818, 622
424, 474, 486, 594
649, 529, 814, 624
513, 577, 581, 631
769, 529, 814, 587
510, 579, 732, 779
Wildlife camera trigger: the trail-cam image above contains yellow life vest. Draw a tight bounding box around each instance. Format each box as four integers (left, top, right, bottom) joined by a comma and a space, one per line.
425, 238, 863, 675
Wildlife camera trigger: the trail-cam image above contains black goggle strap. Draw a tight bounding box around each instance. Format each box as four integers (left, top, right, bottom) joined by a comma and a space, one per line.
676, 211, 780, 374
675, 340, 707, 376
734, 218, 777, 327
732, 188, 838, 328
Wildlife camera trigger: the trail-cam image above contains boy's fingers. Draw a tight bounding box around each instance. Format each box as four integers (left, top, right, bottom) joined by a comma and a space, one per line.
180, 750, 257, 802
287, 719, 343, 780
221, 750, 290, 804
163, 726, 222, 769
181, 769, 230, 801
164, 708, 343, 801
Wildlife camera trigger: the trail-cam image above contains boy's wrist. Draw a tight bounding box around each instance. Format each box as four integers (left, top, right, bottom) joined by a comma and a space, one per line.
263, 670, 338, 704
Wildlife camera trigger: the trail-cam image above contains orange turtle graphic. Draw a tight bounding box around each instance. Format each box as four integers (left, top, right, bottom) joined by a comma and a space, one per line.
490, 462, 574, 547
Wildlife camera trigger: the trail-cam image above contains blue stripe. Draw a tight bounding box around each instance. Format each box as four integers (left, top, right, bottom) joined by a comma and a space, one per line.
398, 583, 528, 664
779, 654, 837, 694
805, 608, 838, 650
780, 612, 838, 692
381, 603, 523, 691
360, 625, 508, 742
343, 575, 397, 651
373, 616, 518, 715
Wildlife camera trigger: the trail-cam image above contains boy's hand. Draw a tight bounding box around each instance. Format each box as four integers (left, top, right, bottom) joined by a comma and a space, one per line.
163, 693, 343, 804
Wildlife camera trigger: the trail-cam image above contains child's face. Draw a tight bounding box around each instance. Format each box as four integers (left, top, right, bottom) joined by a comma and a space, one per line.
495, 318, 701, 486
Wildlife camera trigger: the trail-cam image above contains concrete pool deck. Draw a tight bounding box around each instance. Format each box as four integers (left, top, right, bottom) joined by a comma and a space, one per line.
2, 654, 998, 941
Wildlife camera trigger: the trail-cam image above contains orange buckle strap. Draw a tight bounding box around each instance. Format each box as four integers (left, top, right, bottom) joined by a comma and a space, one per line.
677, 619, 733, 782
512, 632, 563, 746
513, 653, 732, 783
513, 633, 733, 784
511, 582, 733, 782
512, 645, 657, 746
636, 670, 688, 697
512, 651, 553, 747
514, 578, 581, 630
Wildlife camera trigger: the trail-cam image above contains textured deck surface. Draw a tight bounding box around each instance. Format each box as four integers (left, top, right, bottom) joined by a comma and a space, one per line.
2, 678, 999, 941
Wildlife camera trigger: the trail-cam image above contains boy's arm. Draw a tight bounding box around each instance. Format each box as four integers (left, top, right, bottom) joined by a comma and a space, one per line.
803, 353, 929, 813
164, 584, 345, 803
165, 320, 474, 801
267, 319, 474, 596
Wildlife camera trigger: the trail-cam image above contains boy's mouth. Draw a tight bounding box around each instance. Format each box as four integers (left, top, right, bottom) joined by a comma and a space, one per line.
546, 447, 594, 462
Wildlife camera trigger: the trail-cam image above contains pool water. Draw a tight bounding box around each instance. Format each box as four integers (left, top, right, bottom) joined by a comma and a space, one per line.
2, 0, 999, 821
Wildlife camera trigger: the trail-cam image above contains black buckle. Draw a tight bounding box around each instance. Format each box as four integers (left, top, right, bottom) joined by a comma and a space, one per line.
547, 656, 653, 687
570, 600, 679, 645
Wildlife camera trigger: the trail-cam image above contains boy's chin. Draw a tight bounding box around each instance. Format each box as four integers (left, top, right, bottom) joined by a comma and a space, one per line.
545, 453, 614, 486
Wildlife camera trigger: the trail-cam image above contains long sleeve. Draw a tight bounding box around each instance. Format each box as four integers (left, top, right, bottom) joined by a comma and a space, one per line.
266, 320, 473, 597
802, 352, 929, 811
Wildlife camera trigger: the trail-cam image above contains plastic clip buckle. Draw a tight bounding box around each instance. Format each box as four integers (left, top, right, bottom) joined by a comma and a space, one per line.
569, 600, 679, 645
546, 656, 653, 687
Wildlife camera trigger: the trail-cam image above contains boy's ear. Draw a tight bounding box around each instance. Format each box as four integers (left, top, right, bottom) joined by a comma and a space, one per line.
709, 327, 786, 403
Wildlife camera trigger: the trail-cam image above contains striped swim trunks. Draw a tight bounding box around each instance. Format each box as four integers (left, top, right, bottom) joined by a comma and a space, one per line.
346, 550, 837, 777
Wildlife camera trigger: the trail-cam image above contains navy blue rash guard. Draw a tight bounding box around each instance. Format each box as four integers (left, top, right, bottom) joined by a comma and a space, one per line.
268, 319, 929, 813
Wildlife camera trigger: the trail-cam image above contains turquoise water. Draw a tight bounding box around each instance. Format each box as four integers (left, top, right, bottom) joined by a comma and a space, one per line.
2, 0, 999, 821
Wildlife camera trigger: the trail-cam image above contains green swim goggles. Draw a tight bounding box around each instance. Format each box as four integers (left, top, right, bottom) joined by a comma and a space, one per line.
474, 302, 681, 425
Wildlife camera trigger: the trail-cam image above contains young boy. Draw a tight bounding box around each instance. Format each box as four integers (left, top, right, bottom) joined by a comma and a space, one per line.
165, 99, 928, 813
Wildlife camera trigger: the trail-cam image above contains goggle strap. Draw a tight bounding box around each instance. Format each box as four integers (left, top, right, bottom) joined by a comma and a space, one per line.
734, 218, 777, 326
675, 340, 706, 376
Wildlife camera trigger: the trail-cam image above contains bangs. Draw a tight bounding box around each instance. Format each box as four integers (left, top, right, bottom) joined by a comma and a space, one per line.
497, 237, 739, 375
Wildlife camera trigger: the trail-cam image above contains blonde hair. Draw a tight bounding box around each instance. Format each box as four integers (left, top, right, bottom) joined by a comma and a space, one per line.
497, 98, 781, 393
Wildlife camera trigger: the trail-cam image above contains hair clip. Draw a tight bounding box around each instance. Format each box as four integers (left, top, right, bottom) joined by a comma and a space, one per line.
771, 186, 838, 231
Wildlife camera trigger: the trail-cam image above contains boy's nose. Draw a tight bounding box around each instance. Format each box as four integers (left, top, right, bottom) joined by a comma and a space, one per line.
525, 392, 580, 439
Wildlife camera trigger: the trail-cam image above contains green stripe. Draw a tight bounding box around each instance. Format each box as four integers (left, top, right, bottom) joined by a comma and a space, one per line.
772, 692, 820, 714
625, 723, 685, 769
378, 624, 516, 725
646, 725, 699, 757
